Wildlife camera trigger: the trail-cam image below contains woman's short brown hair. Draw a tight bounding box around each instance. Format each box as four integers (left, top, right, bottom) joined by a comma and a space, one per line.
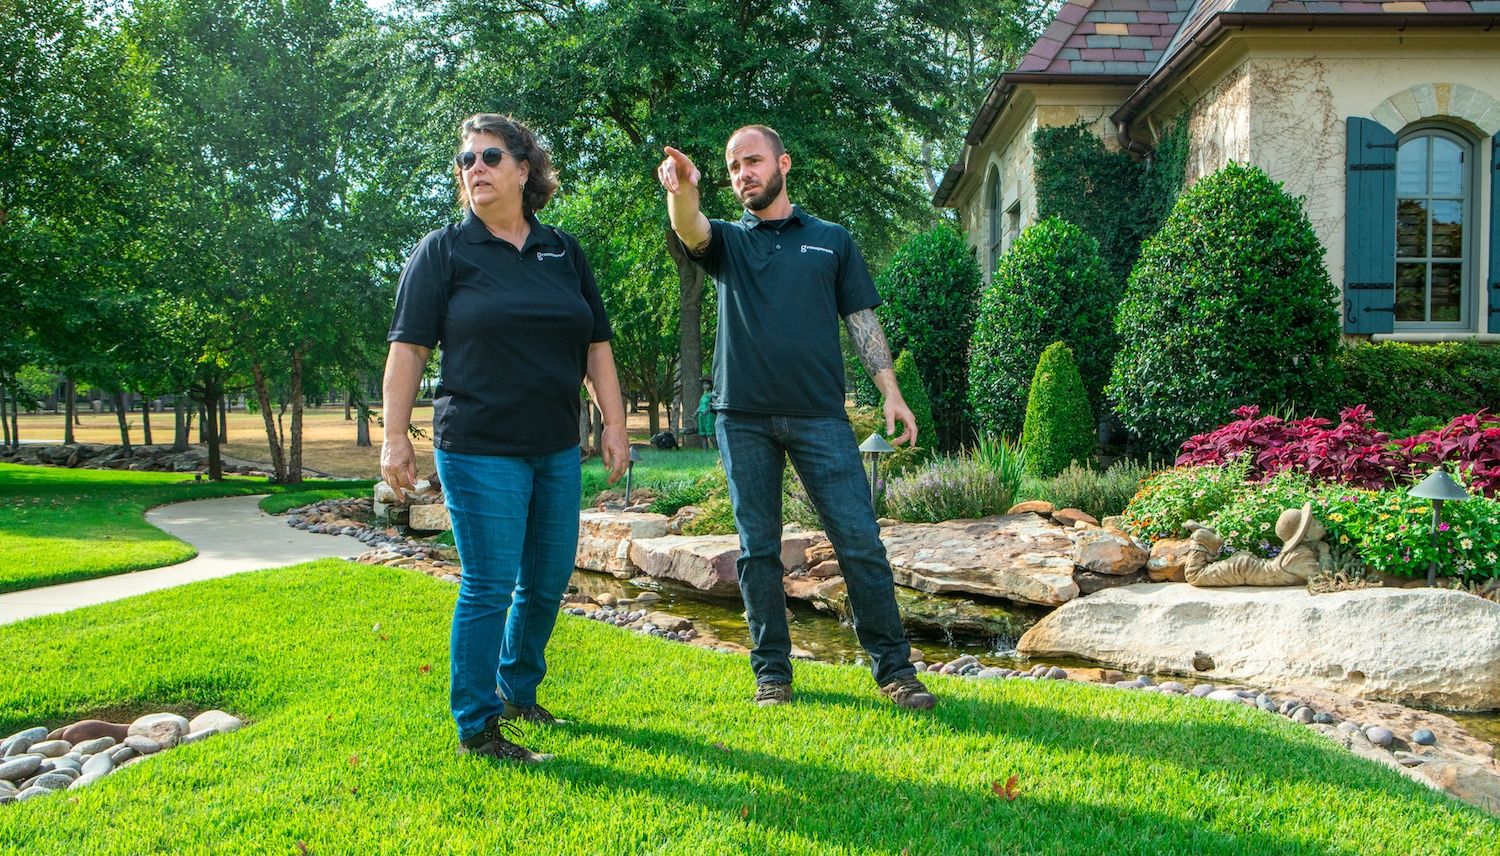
455, 113, 559, 214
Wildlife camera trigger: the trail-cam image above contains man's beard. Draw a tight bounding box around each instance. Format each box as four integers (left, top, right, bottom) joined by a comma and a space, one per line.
739, 166, 784, 212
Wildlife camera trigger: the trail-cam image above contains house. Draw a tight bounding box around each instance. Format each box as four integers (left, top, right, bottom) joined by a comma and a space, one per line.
933, 0, 1500, 340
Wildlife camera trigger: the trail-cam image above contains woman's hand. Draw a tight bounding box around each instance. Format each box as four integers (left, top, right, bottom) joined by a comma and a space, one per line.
381, 433, 419, 499
601, 423, 630, 485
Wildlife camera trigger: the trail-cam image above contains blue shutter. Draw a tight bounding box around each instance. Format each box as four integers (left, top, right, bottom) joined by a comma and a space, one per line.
1343, 117, 1396, 334
1489, 132, 1499, 333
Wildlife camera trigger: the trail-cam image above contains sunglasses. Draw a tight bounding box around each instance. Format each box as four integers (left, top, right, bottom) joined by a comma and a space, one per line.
454, 147, 516, 171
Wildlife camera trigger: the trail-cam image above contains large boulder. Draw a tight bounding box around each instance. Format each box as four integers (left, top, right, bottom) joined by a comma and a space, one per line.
628, 535, 742, 595
1071, 529, 1148, 576
576, 511, 670, 576
1018, 583, 1500, 710
1146, 539, 1193, 582
879, 515, 1079, 606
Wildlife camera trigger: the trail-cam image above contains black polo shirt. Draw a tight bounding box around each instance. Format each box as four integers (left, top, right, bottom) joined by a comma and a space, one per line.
388, 209, 612, 456
692, 205, 880, 418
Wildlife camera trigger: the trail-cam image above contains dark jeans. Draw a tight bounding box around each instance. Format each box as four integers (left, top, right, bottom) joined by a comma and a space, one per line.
715, 412, 915, 687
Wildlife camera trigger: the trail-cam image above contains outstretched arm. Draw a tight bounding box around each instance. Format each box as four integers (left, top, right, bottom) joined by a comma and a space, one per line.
657, 146, 711, 253
844, 308, 916, 446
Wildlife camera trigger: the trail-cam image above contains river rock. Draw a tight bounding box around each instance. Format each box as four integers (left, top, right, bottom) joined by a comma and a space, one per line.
639, 612, 692, 634
28, 740, 69, 758
1071, 529, 1147, 576
81, 752, 114, 777
1146, 539, 1193, 583
577, 511, 670, 576
124, 736, 163, 755
0, 755, 43, 782
129, 713, 190, 749
72, 737, 116, 756
3, 727, 47, 757
188, 711, 244, 735
1018, 584, 1500, 710
878, 516, 1080, 606
627, 535, 741, 594
53, 721, 130, 744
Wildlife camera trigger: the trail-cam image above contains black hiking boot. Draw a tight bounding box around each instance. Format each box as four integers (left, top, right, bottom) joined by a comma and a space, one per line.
458, 716, 552, 763
880, 675, 936, 710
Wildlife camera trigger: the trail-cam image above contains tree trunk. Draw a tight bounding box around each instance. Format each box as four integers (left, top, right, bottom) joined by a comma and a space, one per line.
203, 380, 224, 480
7, 394, 16, 450
251, 363, 288, 482
666, 230, 706, 449
355, 409, 371, 447
1, 392, 10, 448
173, 396, 189, 452
218, 395, 228, 444
139, 393, 153, 446
113, 392, 132, 454
646, 395, 661, 435
345, 391, 353, 421
198, 403, 209, 443
287, 349, 305, 485
578, 399, 593, 453
63, 377, 76, 444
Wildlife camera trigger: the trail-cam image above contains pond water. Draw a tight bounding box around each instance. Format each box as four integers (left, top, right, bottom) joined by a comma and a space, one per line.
570, 569, 1500, 743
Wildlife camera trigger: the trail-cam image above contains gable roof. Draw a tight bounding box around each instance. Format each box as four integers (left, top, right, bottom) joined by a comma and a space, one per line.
933, 0, 1500, 206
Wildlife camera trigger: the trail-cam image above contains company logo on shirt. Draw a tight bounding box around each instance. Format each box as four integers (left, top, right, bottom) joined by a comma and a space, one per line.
800, 244, 834, 256
536, 249, 567, 261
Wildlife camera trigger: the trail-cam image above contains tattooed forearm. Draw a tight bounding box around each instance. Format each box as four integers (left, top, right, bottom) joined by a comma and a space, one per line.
844, 309, 893, 378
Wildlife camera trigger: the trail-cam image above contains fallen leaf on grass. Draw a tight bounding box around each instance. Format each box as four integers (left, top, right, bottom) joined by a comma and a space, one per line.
712, 741, 729, 752
991, 775, 1020, 801
740, 806, 749, 819
295, 842, 311, 855
348, 754, 359, 768
418, 664, 432, 675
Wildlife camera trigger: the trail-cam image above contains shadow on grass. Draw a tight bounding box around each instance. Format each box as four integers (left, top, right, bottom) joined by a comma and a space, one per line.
543, 719, 1360, 856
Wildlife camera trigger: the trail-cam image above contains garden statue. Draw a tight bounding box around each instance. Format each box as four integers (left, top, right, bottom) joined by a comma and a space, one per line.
1181, 503, 1330, 587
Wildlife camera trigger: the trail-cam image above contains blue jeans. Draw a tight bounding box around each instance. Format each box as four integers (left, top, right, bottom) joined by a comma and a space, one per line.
715, 412, 914, 687
435, 446, 580, 742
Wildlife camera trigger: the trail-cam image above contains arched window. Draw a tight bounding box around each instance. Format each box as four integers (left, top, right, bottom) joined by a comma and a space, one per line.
986, 166, 1003, 278
1395, 128, 1474, 329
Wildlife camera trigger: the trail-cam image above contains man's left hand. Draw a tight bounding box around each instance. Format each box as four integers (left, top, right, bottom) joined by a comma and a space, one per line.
601, 424, 630, 484
884, 397, 918, 447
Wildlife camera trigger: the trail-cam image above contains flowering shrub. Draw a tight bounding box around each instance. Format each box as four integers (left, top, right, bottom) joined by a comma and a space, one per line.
1396, 410, 1500, 498
1334, 487, 1500, 580
1119, 459, 1249, 542
1176, 405, 1405, 489
884, 454, 1019, 523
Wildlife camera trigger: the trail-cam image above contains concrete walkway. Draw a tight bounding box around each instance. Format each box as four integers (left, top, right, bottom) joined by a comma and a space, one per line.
0, 495, 365, 625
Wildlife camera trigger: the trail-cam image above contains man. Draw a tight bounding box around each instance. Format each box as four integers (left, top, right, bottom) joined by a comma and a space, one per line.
656, 125, 935, 710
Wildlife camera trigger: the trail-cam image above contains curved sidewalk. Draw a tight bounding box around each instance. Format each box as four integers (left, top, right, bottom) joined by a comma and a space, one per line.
0, 495, 365, 626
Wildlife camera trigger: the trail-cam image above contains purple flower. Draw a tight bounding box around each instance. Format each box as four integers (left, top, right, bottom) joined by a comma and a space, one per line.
1438, 522, 1451, 532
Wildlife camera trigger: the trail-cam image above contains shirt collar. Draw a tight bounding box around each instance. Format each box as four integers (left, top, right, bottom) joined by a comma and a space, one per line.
739, 204, 806, 229
459, 208, 561, 252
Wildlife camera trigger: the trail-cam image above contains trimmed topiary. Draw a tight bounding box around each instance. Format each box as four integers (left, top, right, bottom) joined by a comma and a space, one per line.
968, 217, 1113, 439
894, 350, 937, 461
873, 226, 982, 450
1108, 163, 1340, 454
1020, 342, 1096, 478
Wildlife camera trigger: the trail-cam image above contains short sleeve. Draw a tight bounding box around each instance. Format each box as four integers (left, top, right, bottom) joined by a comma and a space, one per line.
835, 229, 881, 316
388, 228, 452, 348
565, 231, 613, 343
675, 219, 726, 275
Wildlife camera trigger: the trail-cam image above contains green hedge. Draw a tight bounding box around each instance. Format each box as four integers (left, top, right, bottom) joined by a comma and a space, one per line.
1329, 340, 1500, 432
894, 350, 937, 461
1020, 342, 1095, 478
968, 217, 1112, 439
1108, 163, 1340, 454
872, 226, 982, 450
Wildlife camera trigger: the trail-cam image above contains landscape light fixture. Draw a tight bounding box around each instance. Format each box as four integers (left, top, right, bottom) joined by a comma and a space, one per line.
858, 432, 896, 511
1407, 466, 1471, 587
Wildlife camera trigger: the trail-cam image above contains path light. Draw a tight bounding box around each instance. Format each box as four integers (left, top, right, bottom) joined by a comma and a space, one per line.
858, 432, 896, 512
1408, 466, 1471, 586
623, 447, 643, 505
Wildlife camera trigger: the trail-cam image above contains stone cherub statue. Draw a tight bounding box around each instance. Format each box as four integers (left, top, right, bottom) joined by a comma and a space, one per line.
1181, 502, 1330, 587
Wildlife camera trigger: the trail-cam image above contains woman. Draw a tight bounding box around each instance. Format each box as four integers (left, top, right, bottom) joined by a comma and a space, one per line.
382, 113, 628, 763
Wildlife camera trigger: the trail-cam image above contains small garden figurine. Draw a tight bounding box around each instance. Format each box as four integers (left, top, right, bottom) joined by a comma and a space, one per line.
1183, 502, 1330, 587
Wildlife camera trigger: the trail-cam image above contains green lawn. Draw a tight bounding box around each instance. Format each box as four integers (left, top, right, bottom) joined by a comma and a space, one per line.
581, 447, 721, 508
0, 463, 369, 593
1, 560, 1494, 855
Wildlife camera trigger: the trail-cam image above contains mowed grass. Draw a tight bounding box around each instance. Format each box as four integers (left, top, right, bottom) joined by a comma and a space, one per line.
581, 447, 721, 507
1, 561, 1496, 855
0, 464, 370, 593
